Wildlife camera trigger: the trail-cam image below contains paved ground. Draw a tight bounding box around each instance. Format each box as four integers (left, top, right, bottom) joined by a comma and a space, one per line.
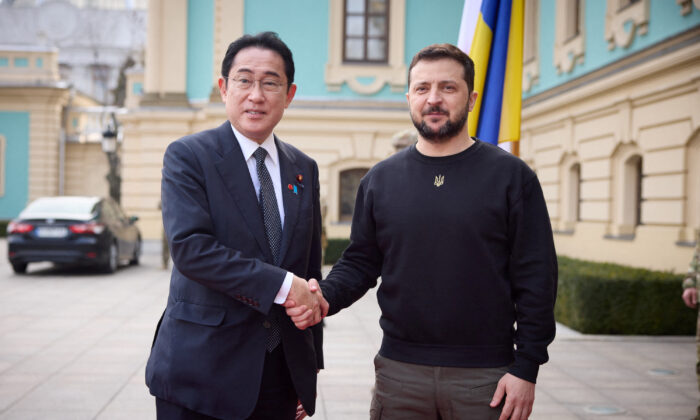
0, 239, 698, 419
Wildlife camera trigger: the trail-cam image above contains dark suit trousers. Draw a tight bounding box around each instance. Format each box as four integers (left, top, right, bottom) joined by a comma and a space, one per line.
156, 345, 298, 420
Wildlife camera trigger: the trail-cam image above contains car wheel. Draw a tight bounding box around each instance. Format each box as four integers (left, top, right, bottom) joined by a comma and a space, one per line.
11, 262, 28, 274
129, 238, 141, 266
104, 242, 118, 273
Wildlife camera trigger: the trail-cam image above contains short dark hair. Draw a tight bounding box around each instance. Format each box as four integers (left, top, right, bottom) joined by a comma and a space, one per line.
221, 31, 295, 88
408, 43, 475, 93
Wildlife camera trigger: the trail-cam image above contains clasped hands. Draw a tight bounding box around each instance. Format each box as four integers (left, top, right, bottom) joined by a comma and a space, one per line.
283, 276, 328, 329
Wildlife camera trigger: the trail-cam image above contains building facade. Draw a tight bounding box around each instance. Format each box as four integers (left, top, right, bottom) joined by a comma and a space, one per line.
121, 0, 464, 241
520, 0, 700, 271
119, 0, 699, 272
0, 0, 147, 221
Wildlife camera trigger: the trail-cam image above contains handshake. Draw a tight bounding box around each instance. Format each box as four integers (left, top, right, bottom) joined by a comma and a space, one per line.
283, 276, 329, 330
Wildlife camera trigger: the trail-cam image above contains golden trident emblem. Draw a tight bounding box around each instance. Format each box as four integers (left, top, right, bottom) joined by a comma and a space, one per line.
434, 175, 445, 187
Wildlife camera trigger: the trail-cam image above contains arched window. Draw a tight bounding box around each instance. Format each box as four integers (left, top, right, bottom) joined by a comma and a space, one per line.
569, 163, 581, 223
686, 133, 699, 238
611, 144, 643, 237
339, 168, 369, 222
624, 155, 643, 227
559, 155, 580, 232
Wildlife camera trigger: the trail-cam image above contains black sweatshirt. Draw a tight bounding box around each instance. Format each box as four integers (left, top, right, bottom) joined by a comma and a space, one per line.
320, 139, 557, 383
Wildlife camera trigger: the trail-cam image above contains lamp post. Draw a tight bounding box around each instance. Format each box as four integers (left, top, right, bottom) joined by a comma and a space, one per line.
101, 123, 121, 204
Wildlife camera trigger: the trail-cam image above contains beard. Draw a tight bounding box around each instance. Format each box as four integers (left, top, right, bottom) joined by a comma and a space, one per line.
411, 104, 469, 143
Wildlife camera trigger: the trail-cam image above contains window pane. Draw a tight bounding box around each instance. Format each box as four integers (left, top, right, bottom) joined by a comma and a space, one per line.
346, 0, 365, 13
345, 39, 365, 60
369, 0, 386, 13
368, 16, 386, 36
565, 0, 580, 39
346, 16, 365, 36
367, 39, 386, 61
523, 0, 538, 62
339, 168, 369, 221
635, 157, 643, 226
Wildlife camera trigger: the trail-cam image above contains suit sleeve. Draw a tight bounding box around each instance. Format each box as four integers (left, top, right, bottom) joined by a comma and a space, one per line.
308, 160, 324, 369
162, 139, 286, 315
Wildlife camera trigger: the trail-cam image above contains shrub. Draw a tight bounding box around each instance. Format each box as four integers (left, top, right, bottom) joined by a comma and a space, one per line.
555, 256, 695, 335
0, 220, 8, 238
324, 238, 350, 265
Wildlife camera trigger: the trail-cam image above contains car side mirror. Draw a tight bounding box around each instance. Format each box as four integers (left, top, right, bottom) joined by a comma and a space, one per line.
128, 215, 139, 224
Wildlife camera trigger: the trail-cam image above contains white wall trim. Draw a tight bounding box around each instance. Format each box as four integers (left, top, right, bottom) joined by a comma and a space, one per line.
554, 0, 585, 74
605, 0, 649, 50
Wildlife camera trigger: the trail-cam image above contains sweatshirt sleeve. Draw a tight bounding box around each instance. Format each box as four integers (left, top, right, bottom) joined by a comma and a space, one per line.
506, 172, 558, 383
320, 180, 383, 316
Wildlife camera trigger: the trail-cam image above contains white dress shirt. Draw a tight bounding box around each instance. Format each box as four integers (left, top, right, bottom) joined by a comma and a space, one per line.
231, 124, 293, 304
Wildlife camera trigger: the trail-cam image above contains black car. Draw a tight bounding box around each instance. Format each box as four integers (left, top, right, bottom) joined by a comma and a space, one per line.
7, 196, 141, 274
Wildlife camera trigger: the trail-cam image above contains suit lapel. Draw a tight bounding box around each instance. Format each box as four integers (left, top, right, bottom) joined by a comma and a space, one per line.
213, 123, 273, 263
276, 138, 302, 266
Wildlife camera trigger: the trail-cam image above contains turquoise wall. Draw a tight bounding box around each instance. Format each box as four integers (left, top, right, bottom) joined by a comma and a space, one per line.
0, 112, 30, 219
525, 0, 700, 98
404, 0, 464, 61
244, 0, 464, 101
186, 0, 215, 102
244, 0, 330, 99
192, 1, 699, 102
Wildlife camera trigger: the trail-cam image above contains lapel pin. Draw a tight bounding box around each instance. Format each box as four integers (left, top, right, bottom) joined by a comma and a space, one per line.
288, 184, 298, 195
296, 173, 304, 189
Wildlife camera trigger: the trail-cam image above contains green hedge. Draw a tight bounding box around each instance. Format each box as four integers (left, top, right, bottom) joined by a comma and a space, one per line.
321, 246, 694, 335
0, 220, 8, 238
324, 238, 350, 265
556, 256, 695, 335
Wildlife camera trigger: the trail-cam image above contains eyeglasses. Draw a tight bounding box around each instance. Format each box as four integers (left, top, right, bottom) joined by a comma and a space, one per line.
227, 77, 285, 93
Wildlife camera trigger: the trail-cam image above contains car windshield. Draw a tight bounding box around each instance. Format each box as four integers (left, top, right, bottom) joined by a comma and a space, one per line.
21, 197, 98, 218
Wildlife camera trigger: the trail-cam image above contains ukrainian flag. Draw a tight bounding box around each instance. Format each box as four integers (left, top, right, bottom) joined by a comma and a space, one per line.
458, 0, 524, 152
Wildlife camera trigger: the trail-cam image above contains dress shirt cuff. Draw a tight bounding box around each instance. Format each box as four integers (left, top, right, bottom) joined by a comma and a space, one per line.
274, 271, 294, 304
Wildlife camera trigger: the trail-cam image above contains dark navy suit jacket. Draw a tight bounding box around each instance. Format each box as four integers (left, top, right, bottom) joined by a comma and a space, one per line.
146, 121, 323, 419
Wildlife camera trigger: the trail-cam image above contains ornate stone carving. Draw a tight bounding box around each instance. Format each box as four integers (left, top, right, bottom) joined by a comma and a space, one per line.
605, 0, 649, 50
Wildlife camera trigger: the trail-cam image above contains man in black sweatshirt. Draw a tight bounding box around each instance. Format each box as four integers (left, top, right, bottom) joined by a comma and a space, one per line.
288, 43, 557, 420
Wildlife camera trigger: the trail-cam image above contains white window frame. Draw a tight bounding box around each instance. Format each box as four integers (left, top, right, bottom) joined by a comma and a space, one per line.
610, 143, 643, 237
523, 0, 540, 91
686, 132, 700, 240
326, 0, 406, 95
554, 0, 585, 74
559, 154, 581, 232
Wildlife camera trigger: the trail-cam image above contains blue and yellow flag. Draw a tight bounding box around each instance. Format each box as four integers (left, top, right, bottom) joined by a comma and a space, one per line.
457, 0, 524, 151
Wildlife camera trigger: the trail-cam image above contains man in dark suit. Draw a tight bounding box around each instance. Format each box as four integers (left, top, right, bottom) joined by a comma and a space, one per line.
146, 32, 324, 420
